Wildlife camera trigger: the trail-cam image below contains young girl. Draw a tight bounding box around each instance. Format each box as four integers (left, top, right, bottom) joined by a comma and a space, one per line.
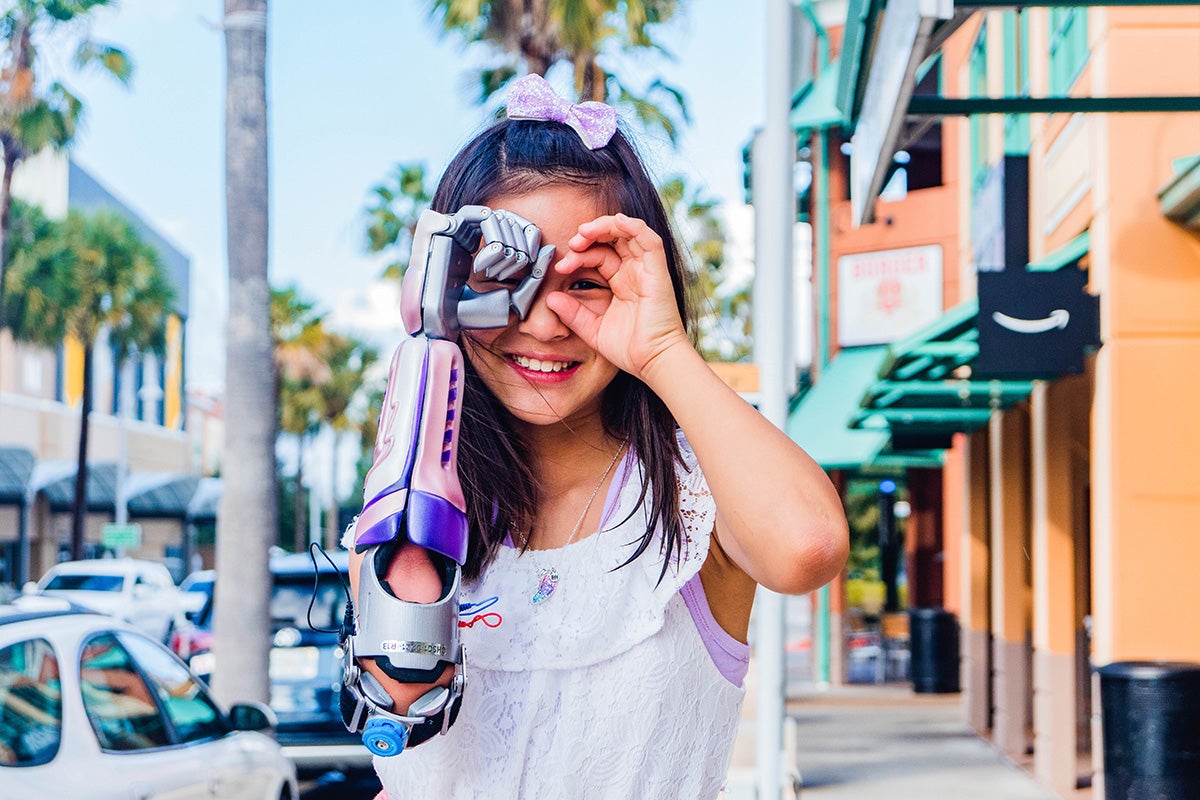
347, 75, 848, 798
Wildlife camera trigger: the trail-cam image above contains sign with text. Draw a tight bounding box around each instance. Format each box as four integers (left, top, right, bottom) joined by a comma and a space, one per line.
102, 523, 142, 550
838, 244, 943, 346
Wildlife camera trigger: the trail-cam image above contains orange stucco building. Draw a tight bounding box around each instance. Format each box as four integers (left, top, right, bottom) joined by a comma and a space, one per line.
787, 3, 1200, 796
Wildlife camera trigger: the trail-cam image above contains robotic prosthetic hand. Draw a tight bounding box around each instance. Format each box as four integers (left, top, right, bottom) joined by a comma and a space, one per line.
341, 206, 552, 756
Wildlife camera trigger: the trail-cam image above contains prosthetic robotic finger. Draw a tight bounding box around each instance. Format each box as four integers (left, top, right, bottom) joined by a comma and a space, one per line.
342, 204, 554, 756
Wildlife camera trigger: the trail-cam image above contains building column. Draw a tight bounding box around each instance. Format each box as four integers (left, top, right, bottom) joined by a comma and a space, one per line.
906, 468, 944, 609
990, 407, 1031, 758
960, 428, 992, 733
1031, 380, 1079, 796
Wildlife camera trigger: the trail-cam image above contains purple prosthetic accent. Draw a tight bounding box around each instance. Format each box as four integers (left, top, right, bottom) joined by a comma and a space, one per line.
354, 340, 430, 550
355, 341, 467, 566
406, 491, 468, 565
354, 491, 408, 547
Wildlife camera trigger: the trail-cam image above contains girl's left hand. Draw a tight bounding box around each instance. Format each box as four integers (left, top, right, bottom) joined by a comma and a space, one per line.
548, 213, 690, 383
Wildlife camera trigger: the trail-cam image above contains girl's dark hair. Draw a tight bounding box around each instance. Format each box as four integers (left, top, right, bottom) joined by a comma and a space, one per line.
431, 117, 695, 582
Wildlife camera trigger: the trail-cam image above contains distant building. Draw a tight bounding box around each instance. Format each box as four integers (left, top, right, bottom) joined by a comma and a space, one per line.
0, 150, 201, 583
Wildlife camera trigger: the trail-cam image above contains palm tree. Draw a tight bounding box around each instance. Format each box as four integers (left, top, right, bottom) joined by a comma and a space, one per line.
427, 0, 689, 141
365, 162, 431, 280
215, 0, 272, 707
271, 285, 328, 553
659, 174, 750, 361
0, 0, 132, 312
315, 333, 377, 549
3, 207, 173, 560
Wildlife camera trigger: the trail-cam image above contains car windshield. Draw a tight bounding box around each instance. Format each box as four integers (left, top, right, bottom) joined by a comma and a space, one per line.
270, 572, 347, 633
43, 575, 124, 592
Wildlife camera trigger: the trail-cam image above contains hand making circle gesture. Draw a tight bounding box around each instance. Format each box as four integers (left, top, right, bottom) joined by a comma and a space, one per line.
548, 212, 691, 384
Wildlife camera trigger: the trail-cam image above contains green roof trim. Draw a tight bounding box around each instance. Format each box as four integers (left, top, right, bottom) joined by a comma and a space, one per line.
786, 346, 890, 470
1159, 153, 1200, 229
1028, 230, 1090, 271
836, 0, 879, 125
791, 60, 842, 132
880, 299, 979, 383
851, 298, 1040, 443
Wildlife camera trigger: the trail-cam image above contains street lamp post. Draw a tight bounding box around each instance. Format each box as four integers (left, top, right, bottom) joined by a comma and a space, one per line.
114, 354, 163, 550
755, 2, 798, 798
114, 358, 135, 529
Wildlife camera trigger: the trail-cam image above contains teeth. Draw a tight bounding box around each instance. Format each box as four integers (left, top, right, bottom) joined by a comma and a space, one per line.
512, 355, 571, 373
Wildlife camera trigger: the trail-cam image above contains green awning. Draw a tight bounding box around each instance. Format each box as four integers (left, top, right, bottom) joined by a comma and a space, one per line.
853, 297, 1038, 446
791, 60, 842, 132
128, 473, 200, 520
878, 300, 979, 382
187, 477, 222, 523
787, 346, 890, 470
1159, 153, 1200, 229
1029, 231, 1090, 271
0, 447, 35, 505
40, 463, 117, 513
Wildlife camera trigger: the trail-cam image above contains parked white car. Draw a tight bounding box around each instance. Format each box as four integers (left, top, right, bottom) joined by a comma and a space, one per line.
30, 559, 184, 643
0, 598, 298, 799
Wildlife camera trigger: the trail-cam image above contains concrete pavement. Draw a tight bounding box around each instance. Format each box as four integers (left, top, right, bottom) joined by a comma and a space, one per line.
725, 682, 1062, 800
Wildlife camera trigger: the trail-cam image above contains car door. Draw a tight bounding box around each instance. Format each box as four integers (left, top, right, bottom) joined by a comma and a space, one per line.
117, 632, 277, 800
76, 631, 211, 800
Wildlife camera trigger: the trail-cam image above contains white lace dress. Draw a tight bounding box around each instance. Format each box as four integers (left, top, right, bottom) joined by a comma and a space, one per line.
371, 438, 746, 799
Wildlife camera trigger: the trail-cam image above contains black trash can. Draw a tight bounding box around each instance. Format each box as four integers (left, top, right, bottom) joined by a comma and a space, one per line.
908, 607, 960, 693
1098, 661, 1200, 800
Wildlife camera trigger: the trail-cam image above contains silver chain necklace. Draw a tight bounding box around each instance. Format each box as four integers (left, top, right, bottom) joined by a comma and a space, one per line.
528, 444, 624, 605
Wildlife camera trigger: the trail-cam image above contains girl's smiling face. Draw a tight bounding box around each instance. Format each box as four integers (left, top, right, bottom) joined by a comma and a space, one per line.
462, 185, 619, 430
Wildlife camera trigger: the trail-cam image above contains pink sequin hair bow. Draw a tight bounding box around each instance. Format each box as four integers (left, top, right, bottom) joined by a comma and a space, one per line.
505, 73, 618, 150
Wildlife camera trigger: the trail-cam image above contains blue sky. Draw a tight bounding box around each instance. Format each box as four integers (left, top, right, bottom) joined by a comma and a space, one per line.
60, 0, 767, 390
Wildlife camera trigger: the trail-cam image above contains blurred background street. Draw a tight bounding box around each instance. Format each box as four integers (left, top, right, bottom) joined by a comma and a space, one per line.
2, 1, 1199, 798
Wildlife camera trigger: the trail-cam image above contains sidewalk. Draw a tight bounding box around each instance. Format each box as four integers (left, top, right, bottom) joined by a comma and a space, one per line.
725, 681, 1061, 800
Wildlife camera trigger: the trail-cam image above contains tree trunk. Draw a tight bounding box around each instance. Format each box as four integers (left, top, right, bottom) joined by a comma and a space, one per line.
325, 428, 340, 550
293, 436, 305, 553
0, 146, 19, 316
577, 55, 604, 103
70, 344, 94, 560
213, 0, 274, 708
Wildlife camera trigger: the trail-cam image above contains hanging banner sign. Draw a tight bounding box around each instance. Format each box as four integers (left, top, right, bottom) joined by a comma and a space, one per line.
975, 266, 1101, 379
837, 244, 944, 346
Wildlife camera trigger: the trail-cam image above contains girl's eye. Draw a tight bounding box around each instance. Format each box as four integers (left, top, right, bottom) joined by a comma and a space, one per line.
570, 279, 607, 292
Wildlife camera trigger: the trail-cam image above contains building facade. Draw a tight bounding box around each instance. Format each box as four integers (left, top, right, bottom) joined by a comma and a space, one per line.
785, 2, 1200, 796
0, 151, 201, 583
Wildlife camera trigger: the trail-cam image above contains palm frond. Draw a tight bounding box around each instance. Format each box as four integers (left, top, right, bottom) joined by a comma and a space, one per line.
74, 42, 133, 84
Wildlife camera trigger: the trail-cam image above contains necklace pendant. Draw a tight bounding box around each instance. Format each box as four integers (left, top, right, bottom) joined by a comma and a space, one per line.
531, 568, 559, 605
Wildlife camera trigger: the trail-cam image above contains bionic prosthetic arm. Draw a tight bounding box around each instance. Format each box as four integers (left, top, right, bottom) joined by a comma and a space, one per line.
341, 206, 553, 756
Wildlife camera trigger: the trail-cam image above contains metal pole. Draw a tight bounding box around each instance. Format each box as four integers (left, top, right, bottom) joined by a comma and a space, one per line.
754, 1, 797, 796
115, 359, 134, 530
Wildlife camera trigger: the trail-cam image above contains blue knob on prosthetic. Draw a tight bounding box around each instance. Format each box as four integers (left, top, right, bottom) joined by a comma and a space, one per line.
362, 718, 409, 756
